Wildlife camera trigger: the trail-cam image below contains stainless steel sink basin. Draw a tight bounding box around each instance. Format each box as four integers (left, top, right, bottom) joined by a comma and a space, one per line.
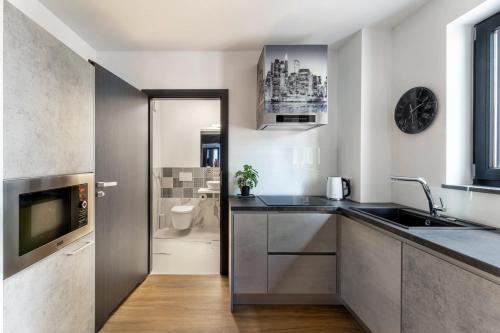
352, 207, 492, 230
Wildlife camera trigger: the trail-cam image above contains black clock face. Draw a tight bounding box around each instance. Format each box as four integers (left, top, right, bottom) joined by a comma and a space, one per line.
395, 87, 437, 134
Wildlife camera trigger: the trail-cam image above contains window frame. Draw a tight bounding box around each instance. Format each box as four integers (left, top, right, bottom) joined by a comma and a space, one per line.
474, 11, 500, 186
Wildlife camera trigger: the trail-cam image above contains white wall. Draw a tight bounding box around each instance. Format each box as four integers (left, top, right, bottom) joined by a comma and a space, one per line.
97, 51, 338, 195
337, 33, 362, 201
360, 29, 393, 202
390, 0, 500, 228
154, 99, 220, 168
336, 29, 392, 202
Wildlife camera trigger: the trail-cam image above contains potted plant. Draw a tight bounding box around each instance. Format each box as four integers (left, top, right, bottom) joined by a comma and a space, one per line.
235, 164, 259, 196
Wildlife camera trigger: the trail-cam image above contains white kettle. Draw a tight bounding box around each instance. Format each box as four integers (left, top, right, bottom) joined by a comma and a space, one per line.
326, 177, 351, 200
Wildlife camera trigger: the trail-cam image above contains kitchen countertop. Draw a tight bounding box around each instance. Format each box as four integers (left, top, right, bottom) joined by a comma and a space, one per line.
229, 196, 395, 212
229, 195, 500, 279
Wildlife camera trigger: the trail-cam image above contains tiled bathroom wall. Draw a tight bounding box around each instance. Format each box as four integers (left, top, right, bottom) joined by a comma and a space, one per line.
159, 167, 220, 198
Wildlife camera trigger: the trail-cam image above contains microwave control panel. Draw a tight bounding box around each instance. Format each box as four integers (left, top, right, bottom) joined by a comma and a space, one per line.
77, 183, 88, 225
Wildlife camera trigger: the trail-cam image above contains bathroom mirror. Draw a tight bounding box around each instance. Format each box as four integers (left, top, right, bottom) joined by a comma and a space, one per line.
200, 130, 220, 167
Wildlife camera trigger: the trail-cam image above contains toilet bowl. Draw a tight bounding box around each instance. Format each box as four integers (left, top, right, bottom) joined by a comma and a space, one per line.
171, 205, 198, 230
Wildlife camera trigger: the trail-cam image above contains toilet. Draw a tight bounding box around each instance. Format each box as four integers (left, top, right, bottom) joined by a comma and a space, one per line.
170, 205, 198, 230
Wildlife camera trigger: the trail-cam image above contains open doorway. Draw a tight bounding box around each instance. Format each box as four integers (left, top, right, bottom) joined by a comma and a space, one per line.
145, 90, 229, 275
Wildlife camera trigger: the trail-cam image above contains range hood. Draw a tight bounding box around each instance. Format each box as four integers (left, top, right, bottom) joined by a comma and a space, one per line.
257, 45, 328, 130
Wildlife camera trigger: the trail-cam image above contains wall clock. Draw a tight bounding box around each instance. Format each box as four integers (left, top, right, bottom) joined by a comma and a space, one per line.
394, 87, 438, 134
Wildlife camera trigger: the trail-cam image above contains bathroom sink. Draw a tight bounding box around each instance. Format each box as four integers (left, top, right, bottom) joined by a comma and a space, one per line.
352, 207, 492, 230
206, 180, 220, 190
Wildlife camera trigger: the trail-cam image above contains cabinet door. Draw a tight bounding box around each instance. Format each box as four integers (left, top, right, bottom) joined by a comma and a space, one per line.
402, 244, 500, 333
232, 214, 268, 294
340, 217, 401, 333
268, 255, 336, 294
268, 213, 336, 253
4, 234, 95, 333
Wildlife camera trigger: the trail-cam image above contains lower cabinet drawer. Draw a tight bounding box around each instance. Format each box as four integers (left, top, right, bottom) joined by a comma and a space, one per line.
268, 255, 336, 294
268, 213, 336, 253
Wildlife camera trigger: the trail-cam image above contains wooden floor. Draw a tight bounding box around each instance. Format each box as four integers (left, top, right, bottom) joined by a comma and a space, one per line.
100, 275, 364, 333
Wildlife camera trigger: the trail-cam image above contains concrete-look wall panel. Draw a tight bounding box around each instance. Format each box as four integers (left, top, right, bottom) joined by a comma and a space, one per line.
3, 1, 94, 179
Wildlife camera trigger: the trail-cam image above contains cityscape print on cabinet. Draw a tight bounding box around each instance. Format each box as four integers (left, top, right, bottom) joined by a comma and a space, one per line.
258, 45, 328, 114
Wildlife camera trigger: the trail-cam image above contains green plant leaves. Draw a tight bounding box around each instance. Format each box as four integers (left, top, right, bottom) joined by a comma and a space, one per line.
235, 164, 259, 189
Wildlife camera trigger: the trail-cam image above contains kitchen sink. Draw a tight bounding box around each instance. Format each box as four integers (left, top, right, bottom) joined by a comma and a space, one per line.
351, 207, 492, 230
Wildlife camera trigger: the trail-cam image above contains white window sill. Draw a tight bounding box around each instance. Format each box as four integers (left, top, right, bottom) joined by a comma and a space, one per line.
442, 184, 500, 195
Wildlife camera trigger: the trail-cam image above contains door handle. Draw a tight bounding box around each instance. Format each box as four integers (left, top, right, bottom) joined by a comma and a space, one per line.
96, 181, 118, 188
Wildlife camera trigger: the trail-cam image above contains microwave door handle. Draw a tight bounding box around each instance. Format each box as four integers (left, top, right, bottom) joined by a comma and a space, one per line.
96, 181, 118, 188
66, 240, 94, 256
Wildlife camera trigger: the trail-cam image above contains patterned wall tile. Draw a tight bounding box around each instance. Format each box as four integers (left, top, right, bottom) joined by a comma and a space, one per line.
183, 188, 193, 198
160, 166, 220, 198
162, 177, 173, 188
172, 168, 181, 178
193, 168, 204, 178
161, 188, 172, 198
172, 188, 183, 198
162, 168, 172, 177
206, 168, 214, 178
206, 167, 221, 179
193, 178, 204, 187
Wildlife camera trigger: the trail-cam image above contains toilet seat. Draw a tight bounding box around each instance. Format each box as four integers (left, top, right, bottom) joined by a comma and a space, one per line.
171, 205, 194, 213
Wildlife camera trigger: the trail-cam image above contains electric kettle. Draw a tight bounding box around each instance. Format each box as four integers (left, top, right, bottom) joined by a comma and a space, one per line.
326, 177, 351, 200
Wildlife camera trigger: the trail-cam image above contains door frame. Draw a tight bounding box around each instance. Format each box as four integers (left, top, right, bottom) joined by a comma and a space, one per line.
143, 89, 229, 275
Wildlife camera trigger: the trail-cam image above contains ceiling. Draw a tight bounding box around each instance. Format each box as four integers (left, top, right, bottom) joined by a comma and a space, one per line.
40, 0, 428, 51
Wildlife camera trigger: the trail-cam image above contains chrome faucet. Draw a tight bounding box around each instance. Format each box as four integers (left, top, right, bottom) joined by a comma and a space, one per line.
390, 176, 446, 217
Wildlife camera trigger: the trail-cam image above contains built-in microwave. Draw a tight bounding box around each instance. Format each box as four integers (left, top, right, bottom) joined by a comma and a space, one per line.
3, 173, 94, 278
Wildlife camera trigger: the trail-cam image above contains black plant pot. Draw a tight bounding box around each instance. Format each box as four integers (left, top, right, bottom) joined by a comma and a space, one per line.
240, 186, 251, 196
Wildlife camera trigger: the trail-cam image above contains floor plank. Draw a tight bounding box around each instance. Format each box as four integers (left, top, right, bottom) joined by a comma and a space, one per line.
100, 275, 364, 333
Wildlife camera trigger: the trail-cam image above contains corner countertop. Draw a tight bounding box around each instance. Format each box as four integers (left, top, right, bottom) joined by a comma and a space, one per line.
229, 196, 396, 212
229, 195, 500, 280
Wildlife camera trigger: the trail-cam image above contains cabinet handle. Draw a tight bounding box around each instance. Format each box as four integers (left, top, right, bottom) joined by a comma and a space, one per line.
96, 181, 118, 188
66, 241, 94, 256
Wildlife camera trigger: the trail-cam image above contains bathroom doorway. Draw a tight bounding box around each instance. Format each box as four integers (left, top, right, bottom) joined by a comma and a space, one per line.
146, 90, 229, 275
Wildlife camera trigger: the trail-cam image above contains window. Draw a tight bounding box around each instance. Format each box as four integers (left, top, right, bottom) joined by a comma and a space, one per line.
474, 12, 500, 186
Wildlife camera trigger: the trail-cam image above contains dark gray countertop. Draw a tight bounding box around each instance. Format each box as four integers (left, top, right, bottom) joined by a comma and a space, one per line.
229, 195, 500, 279
229, 196, 394, 212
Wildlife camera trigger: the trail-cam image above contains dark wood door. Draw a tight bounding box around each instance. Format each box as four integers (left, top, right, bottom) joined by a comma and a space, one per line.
94, 63, 149, 331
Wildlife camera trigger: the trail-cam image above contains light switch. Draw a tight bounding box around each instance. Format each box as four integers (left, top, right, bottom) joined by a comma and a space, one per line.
179, 172, 193, 181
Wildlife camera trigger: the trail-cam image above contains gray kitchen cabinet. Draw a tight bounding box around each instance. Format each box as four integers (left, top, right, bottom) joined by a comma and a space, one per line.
4, 2, 94, 180
402, 244, 500, 333
4, 234, 95, 333
268, 255, 336, 294
340, 216, 401, 333
268, 213, 336, 253
232, 213, 268, 294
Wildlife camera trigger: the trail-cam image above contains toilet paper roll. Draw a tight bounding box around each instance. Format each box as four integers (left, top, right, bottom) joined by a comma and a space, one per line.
200, 194, 207, 201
